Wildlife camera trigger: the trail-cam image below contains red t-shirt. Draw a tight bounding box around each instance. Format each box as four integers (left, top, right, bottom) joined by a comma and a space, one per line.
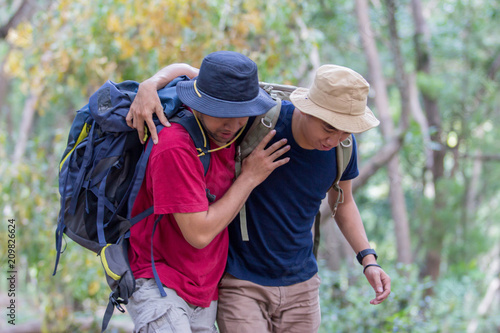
128, 123, 235, 307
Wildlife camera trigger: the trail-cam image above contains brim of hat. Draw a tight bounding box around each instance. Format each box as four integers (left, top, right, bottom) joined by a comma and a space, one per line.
290, 88, 380, 133
176, 80, 277, 118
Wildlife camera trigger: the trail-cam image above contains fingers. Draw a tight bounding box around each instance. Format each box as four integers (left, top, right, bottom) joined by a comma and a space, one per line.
255, 129, 290, 161
271, 156, 290, 169
126, 110, 134, 128
258, 134, 290, 169
366, 268, 391, 305
240, 130, 290, 185
156, 106, 171, 128
268, 141, 290, 162
145, 118, 157, 144
128, 82, 163, 144
255, 129, 278, 151
136, 117, 146, 145
376, 272, 392, 302
265, 137, 288, 155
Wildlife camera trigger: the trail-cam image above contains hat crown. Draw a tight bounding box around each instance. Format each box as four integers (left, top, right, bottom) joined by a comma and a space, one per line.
196, 51, 260, 102
289, 64, 379, 133
309, 65, 370, 116
175, 51, 276, 118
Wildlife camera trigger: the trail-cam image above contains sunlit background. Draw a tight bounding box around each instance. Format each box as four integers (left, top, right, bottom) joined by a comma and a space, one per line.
1, 0, 499, 332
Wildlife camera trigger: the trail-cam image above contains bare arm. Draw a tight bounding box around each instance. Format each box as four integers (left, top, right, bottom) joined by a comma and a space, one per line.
329, 180, 391, 305
126, 63, 199, 144
174, 130, 290, 249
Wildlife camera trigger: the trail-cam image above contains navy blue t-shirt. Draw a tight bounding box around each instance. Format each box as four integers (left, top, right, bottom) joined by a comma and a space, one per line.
226, 100, 359, 286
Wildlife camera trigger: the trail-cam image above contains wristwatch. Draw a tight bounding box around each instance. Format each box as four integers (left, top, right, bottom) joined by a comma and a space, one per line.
356, 248, 378, 265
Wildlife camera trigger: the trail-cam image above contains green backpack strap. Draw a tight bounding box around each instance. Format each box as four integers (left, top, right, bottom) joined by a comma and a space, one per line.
235, 82, 298, 242
235, 99, 282, 177
235, 100, 282, 241
235, 82, 297, 242
331, 135, 353, 216
312, 135, 353, 258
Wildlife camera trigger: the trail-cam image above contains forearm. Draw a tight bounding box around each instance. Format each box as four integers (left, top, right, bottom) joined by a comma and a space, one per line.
334, 201, 370, 252
175, 130, 289, 249
142, 63, 199, 90
174, 174, 259, 249
331, 185, 391, 304
205, 175, 258, 234
329, 182, 376, 265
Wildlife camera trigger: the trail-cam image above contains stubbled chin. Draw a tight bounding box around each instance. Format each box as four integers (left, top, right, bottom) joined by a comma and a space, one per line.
212, 134, 234, 146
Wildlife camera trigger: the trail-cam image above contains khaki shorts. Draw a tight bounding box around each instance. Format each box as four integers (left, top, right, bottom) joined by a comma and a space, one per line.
127, 278, 218, 333
217, 273, 321, 333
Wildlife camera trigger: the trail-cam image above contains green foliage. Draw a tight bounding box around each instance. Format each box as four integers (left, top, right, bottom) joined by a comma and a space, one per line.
0, 137, 109, 328
416, 72, 445, 101
1, 0, 500, 330
318, 262, 497, 332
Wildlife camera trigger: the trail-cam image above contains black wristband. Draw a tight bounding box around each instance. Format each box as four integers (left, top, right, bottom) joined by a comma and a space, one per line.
356, 248, 378, 265
363, 264, 381, 274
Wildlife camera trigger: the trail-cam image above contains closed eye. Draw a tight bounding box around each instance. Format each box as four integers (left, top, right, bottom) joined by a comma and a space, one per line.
323, 125, 338, 133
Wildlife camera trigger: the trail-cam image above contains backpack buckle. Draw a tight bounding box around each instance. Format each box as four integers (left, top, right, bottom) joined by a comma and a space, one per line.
261, 117, 273, 128
340, 137, 352, 148
331, 184, 344, 218
109, 293, 126, 313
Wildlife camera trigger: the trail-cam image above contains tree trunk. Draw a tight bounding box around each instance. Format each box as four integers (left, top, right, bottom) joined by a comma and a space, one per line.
356, 0, 412, 264
466, 245, 500, 333
0, 59, 10, 143
411, 0, 447, 284
353, 134, 403, 191
0, 0, 38, 39
13, 93, 38, 164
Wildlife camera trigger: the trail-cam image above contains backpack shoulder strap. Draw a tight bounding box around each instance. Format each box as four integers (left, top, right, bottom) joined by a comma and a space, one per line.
235, 99, 282, 177
312, 135, 353, 258
235, 97, 282, 242
236, 82, 296, 242
170, 110, 211, 175
333, 135, 354, 191
127, 109, 212, 223
259, 81, 297, 99
238, 81, 296, 164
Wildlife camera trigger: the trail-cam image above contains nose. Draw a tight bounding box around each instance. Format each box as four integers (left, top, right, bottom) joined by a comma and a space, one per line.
326, 132, 342, 147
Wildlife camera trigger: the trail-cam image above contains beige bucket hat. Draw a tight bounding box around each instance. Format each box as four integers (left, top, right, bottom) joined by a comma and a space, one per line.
290, 65, 380, 133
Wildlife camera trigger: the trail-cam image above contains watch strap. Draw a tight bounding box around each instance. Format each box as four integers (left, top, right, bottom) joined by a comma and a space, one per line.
356, 248, 378, 265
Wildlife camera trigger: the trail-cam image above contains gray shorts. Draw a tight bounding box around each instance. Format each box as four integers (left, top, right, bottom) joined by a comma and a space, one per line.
126, 278, 218, 333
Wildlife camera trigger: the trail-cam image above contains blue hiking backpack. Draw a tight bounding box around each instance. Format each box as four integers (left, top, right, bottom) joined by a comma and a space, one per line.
53, 75, 212, 331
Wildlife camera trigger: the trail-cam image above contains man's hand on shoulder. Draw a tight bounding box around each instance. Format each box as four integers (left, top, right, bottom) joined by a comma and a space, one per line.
126, 63, 200, 145
126, 80, 168, 145
240, 130, 291, 187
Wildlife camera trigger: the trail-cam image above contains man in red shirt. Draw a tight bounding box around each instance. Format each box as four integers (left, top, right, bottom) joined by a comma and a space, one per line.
126, 51, 290, 332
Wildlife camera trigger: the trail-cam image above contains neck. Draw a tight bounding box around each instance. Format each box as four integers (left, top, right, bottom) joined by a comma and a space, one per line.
291, 109, 313, 149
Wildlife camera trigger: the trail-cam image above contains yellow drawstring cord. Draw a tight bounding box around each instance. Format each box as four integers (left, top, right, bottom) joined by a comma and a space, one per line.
193, 80, 202, 98
192, 110, 246, 156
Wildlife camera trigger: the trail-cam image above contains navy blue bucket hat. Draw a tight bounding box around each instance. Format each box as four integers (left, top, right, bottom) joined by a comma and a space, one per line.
176, 51, 276, 118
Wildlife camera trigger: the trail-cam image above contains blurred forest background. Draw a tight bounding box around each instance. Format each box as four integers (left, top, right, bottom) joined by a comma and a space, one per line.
1, 0, 499, 332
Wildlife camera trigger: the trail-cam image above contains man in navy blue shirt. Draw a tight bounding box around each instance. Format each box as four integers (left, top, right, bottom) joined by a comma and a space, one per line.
127, 61, 391, 333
